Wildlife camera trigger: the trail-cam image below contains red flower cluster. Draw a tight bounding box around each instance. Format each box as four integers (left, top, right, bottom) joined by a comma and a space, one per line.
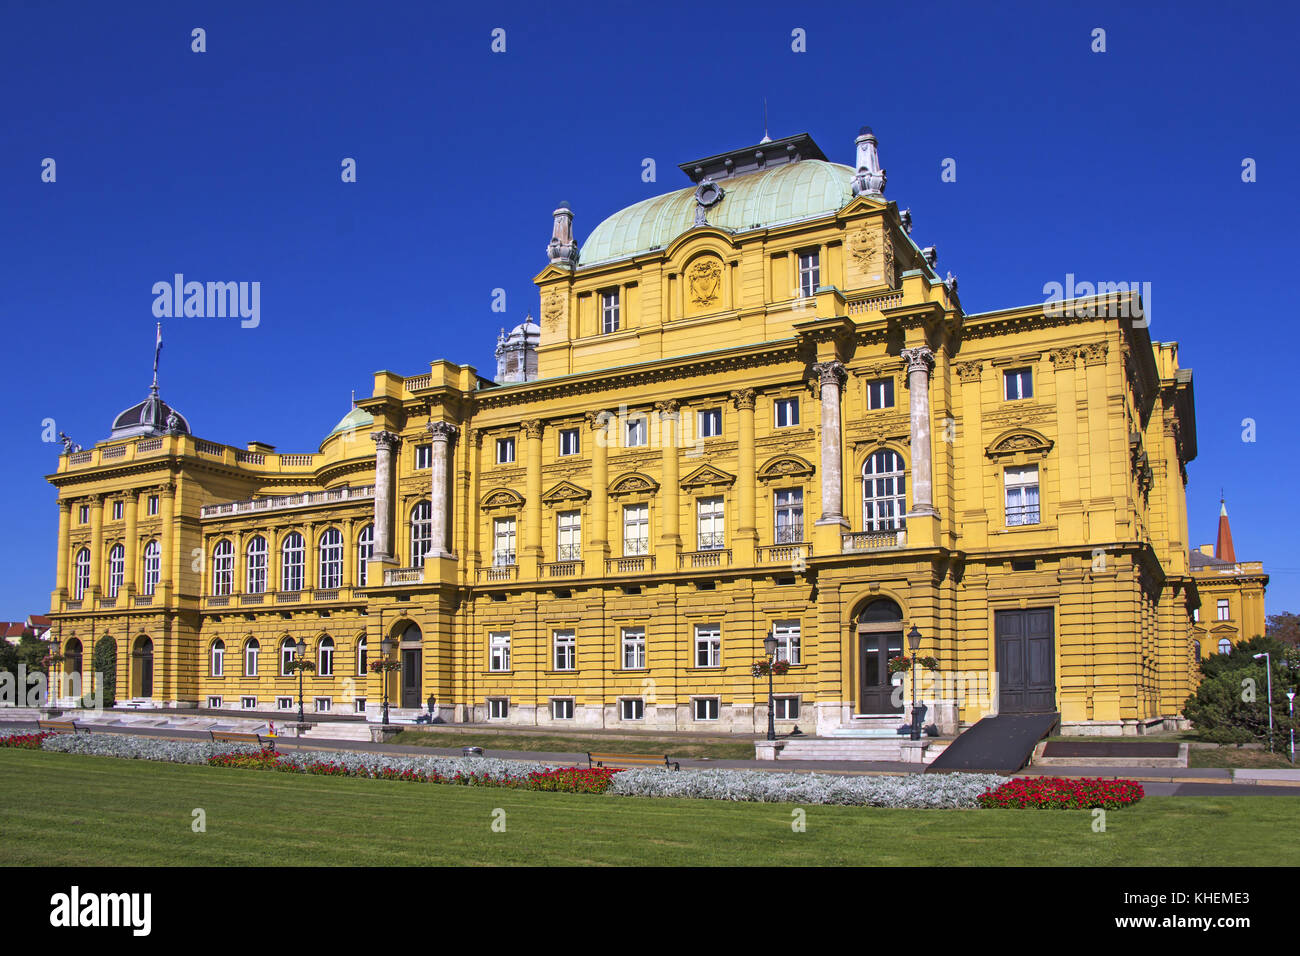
978, 776, 1145, 810
0, 732, 57, 750
526, 767, 620, 794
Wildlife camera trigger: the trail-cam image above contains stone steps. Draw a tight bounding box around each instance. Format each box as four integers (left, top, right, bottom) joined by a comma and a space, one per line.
776, 737, 933, 763
293, 722, 376, 742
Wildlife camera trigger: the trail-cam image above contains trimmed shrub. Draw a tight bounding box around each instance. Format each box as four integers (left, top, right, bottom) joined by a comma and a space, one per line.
92, 637, 117, 707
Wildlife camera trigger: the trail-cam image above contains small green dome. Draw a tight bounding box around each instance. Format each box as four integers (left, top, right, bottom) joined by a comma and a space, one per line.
323, 407, 373, 443
580, 160, 855, 266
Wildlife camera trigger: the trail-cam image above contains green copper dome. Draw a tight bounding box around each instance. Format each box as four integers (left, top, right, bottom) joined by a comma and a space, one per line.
579, 160, 855, 266
323, 406, 373, 444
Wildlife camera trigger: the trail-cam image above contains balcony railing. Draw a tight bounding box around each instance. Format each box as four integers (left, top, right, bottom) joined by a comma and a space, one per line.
543, 561, 582, 578
679, 549, 731, 569
240, 594, 265, 605
477, 566, 517, 583
200, 484, 374, 519
384, 567, 425, 586
697, 532, 725, 551
622, 537, 650, 556
842, 528, 907, 553
133, 595, 153, 607
758, 543, 812, 565
606, 555, 655, 574
557, 543, 582, 562
774, 524, 804, 544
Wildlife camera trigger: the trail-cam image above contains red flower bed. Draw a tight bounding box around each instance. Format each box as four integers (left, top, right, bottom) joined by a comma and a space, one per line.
0, 732, 57, 750
526, 767, 620, 794
978, 776, 1144, 809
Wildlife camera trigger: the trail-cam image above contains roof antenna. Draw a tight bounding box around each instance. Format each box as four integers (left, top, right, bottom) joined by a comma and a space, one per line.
760, 98, 771, 144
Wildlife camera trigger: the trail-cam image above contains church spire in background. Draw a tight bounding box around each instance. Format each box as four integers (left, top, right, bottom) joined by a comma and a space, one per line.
1215, 494, 1236, 563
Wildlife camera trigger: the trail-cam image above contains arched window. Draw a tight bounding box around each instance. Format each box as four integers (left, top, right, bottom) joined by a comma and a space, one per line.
357, 525, 374, 587
318, 636, 334, 676
319, 529, 343, 589
106, 544, 125, 598
356, 636, 368, 675
142, 540, 161, 595
64, 638, 83, 680
210, 638, 225, 677
212, 539, 234, 596
73, 549, 91, 599
281, 533, 305, 592
280, 637, 299, 675
244, 638, 260, 676
1217, 638, 1233, 655
410, 501, 432, 566
246, 536, 268, 593
1193, 640, 1202, 663
863, 450, 906, 531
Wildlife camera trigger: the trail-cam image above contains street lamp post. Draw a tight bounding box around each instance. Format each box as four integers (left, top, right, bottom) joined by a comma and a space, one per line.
763, 632, 778, 742
295, 637, 308, 725
1287, 690, 1295, 765
380, 636, 395, 726
907, 625, 923, 741
1253, 652, 1274, 753
45, 632, 62, 713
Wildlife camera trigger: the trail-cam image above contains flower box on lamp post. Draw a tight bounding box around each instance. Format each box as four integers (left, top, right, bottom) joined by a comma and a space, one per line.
284, 637, 316, 736
369, 636, 401, 739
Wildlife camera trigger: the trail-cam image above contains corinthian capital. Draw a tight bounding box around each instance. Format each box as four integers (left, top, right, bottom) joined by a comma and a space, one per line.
584, 410, 612, 431
811, 361, 847, 388
654, 399, 681, 419
370, 430, 402, 451
427, 421, 459, 443
522, 419, 544, 439
900, 346, 936, 377
729, 388, 756, 410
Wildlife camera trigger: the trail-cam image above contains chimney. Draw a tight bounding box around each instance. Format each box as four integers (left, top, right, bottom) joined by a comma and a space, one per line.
1215, 497, 1236, 563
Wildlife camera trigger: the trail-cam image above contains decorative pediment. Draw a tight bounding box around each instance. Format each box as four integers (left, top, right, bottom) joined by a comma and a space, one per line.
608, 471, 660, 498
680, 464, 736, 491
756, 454, 815, 483
480, 487, 525, 511
985, 429, 1054, 460
540, 480, 590, 506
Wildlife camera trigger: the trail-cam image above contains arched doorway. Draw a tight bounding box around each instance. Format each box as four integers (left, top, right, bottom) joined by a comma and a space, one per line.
63, 639, 83, 699
857, 599, 904, 715
398, 622, 422, 709
131, 636, 154, 698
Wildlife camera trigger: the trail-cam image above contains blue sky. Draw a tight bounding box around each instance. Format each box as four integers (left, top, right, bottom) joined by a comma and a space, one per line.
2, 0, 1297, 618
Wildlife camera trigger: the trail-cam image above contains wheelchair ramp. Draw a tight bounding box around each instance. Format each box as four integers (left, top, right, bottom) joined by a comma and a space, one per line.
925, 712, 1059, 774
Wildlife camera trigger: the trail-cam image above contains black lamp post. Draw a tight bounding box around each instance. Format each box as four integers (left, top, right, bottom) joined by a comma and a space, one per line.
295, 637, 309, 725
380, 635, 395, 725
763, 631, 779, 742
906, 625, 923, 741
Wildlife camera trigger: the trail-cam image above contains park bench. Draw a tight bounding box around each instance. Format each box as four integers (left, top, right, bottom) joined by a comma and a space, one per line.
587, 751, 680, 771
37, 719, 87, 734
209, 730, 268, 747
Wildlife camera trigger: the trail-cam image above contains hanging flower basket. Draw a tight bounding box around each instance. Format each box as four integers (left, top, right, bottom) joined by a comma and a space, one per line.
285, 658, 316, 675
888, 655, 940, 674
369, 659, 401, 674
751, 659, 791, 678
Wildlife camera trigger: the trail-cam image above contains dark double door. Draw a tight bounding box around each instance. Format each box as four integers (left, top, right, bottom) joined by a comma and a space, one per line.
401, 649, 422, 708
859, 631, 904, 714
996, 608, 1055, 713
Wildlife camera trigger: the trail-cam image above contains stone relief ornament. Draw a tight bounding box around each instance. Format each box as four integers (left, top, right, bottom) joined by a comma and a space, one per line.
542, 288, 565, 331
686, 257, 723, 308
848, 227, 895, 286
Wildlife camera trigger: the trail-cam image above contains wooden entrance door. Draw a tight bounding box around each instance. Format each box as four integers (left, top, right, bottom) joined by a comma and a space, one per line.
859, 631, 904, 714
401, 649, 421, 708
996, 608, 1055, 713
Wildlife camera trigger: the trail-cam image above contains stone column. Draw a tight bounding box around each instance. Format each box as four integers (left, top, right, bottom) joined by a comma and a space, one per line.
55, 499, 71, 597
426, 421, 459, 559
523, 420, 543, 570
731, 389, 757, 563
586, 411, 610, 556
901, 346, 939, 516
89, 493, 105, 597
342, 518, 355, 589
656, 401, 681, 550
812, 362, 849, 528
160, 483, 176, 599
370, 431, 401, 563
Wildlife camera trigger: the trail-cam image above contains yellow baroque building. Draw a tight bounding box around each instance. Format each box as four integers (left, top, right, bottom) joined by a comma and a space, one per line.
47, 126, 1205, 736
1189, 498, 1268, 658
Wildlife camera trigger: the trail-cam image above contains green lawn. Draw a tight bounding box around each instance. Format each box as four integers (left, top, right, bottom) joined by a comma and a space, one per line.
2, 749, 1297, 866
387, 728, 756, 760
1189, 747, 1296, 769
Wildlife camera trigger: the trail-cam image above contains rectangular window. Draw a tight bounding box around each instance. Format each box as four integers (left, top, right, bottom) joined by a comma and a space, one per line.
147, 495, 159, 516
602, 289, 621, 334
496, 437, 516, 464
1217, 599, 1230, 621
623, 504, 649, 556
246, 539, 268, 594
625, 416, 647, 448
774, 397, 799, 428
620, 698, 644, 721
314, 698, 331, 713
866, 377, 895, 410
693, 697, 720, 721
487, 698, 509, 720
621, 627, 646, 669
558, 428, 580, 456
415, 444, 432, 469
111, 500, 123, 521
206, 696, 222, 709
553, 630, 576, 671
772, 620, 802, 665
354, 698, 367, 714
774, 488, 804, 543
79, 505, 89, 524
1004, 367, 1033, 401
798, 250, 820, 298
556, 510, 581, 561
697, 408, 722, 439
773, 696, 800, 720
697, 496, 725, 551
489, 631, 511, 671
1004, 465, 1041, 527
550, 698, 575, 720
1193, 608, 1200, 622
276, 697, 293, 711
493, 517, 517, 566
241, 696, 257, 710
245, 644, 259, 677
694, 623, 721, 668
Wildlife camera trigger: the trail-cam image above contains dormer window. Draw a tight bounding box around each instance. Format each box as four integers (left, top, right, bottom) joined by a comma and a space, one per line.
601, 290, 621, 334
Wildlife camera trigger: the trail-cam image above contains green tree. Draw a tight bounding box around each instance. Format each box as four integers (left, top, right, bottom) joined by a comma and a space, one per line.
1266, 612, 1300, 647
93, 636, 117, 707
14, 636, 49, 677
0, 640, 17, 678
1184, 635, 1299, 749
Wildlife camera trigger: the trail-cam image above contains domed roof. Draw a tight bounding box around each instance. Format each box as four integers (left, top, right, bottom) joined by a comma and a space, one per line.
110, 388, 190, 439
580, 160, 855, 266
324, 406, 373, 442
